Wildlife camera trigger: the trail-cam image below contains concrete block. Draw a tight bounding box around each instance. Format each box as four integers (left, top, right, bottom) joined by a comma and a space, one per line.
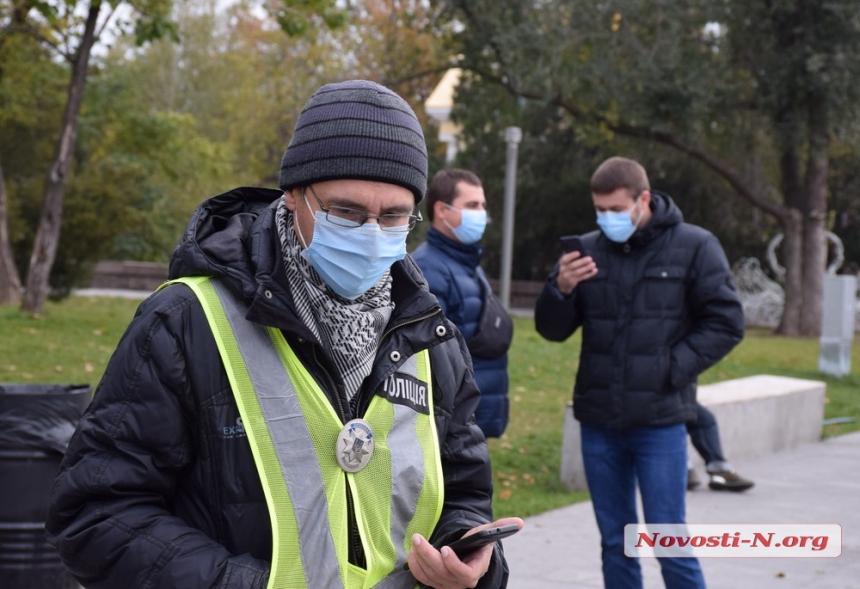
687, 375, 826, 470
560, 403, 586, 491
560, 375, 826, 491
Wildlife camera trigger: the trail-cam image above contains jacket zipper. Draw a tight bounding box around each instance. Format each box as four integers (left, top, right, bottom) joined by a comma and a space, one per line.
305, 308, 442, 572
311, 345, 347, 422
309, 344, 369, 568
343, 308, 442, 571
380, 308, 441, 343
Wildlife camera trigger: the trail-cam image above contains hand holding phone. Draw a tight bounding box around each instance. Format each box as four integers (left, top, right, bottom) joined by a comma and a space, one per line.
556, 234, 597, 295
404, 518, 524, 580
438, 523, 521, 558
560, 235, 584, 255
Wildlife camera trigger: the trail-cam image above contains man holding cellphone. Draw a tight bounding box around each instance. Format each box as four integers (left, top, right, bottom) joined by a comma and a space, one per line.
46, 80, 522, 589
535, 156, 744, 589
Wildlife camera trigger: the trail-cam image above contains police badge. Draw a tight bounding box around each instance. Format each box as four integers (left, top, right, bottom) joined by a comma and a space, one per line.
336, 418, 375, 473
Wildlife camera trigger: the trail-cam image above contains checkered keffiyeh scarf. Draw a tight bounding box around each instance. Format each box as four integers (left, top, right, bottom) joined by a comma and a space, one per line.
275, 199, 394, 402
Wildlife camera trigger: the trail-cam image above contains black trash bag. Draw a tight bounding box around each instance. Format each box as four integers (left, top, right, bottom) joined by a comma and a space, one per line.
0, 384, 92, 454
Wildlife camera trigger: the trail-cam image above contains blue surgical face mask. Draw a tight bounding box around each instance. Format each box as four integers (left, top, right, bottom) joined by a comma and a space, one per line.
443, 205, 488, 244
299, 209, 407, 300
596, 199, 643, 243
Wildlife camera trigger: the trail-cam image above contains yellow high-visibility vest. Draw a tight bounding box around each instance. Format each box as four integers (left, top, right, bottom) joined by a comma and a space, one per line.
164, 277, 444, 588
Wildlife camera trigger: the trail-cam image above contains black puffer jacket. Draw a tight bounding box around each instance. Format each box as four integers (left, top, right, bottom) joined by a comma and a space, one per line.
535, 192, 744, 429
46, 187, 506, 588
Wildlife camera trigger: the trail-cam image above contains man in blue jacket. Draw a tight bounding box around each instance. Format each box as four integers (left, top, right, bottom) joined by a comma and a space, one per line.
412, 168, 513, 438
535, 156, 744, 589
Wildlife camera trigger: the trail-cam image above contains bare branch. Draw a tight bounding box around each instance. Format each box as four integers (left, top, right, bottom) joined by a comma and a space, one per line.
601, 117, 788, 219
1, 21, 72, 61
95, 2, 120, 42
467, 60, 789, 222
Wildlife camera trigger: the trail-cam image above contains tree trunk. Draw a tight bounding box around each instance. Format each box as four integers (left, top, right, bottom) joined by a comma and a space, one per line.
0, 160, 22, 306
777, 208, 804, 336
21, 1, 102, 315
800, 214, 827, 336
775, 147, 804, 335
799, 88, 830, 337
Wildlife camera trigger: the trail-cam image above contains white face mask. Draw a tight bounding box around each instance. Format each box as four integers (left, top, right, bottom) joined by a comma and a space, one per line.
442, 204, 488, 244
296, 194, 406, 300
596, 199, 643, 243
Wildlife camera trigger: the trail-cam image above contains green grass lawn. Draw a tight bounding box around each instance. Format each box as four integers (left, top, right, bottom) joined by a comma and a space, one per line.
1, 296, 141, 385
2, 298, 858, 520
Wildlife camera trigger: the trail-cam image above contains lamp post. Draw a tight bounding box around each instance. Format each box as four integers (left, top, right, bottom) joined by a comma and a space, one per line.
500, 126, 522, 310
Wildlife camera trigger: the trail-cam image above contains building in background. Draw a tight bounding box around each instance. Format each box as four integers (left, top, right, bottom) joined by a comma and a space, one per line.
425, 68, 463, 164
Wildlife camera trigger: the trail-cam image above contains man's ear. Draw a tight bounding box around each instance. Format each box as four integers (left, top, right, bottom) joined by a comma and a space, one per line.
284, 188, 299, 212
433, 200, 448, 222
639, 190, 651, 207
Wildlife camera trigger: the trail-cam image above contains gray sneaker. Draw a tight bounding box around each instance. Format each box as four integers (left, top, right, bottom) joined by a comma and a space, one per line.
708, 470, 755, 492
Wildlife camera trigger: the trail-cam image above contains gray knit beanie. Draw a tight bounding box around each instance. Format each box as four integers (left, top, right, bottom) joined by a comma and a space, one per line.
278, 80, 428, 204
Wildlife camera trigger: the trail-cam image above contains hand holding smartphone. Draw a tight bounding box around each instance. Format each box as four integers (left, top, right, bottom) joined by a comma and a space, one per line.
559, 234, 584, 255
438, 523, 521, 558
556, 234, 597, 294
404, 520, 524, 573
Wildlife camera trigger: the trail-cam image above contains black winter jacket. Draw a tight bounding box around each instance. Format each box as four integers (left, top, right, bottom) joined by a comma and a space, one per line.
534, 192, 744, 429
46, 187, 506, 588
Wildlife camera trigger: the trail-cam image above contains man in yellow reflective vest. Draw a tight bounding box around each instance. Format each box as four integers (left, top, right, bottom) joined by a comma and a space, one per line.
47, 80, 523, 589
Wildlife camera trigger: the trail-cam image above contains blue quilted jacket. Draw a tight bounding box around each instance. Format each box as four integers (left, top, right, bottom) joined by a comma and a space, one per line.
412, 228, 510, 437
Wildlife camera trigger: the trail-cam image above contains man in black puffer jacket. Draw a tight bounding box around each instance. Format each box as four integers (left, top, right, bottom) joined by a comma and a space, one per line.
535, 156, 744, 589
46, 80, 521, 589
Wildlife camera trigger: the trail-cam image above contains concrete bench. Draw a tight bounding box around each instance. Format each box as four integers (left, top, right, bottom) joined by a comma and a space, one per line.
559, 375, 827, 491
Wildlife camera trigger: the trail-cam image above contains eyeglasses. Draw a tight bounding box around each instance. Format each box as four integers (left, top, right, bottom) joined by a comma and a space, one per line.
304, 185, 422, 233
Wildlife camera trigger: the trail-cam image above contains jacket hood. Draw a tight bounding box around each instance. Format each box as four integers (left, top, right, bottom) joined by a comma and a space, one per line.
628, 190, 683, 248
169, 187, 283, 302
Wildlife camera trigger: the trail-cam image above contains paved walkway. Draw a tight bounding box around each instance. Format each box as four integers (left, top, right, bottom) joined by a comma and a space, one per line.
503, 432, 860, 589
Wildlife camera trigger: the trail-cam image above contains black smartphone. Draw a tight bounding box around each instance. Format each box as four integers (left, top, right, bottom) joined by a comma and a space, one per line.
441, 524, 521, 558
560, 234, 584, 254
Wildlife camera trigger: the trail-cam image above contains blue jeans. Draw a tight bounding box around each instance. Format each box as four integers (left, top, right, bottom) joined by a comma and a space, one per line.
687, 403, 729, 471
581, 423, 706, 589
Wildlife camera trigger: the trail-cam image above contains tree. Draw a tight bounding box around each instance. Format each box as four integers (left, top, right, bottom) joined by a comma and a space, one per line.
440, 0, 860, 336
0, 0, 348, 313
0, 23, 69, 305
0, 0, 177, 314
0, 156, 18, 305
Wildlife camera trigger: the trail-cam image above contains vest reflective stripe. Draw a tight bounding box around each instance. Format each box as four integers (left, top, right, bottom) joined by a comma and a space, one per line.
165, 277, 443, 589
